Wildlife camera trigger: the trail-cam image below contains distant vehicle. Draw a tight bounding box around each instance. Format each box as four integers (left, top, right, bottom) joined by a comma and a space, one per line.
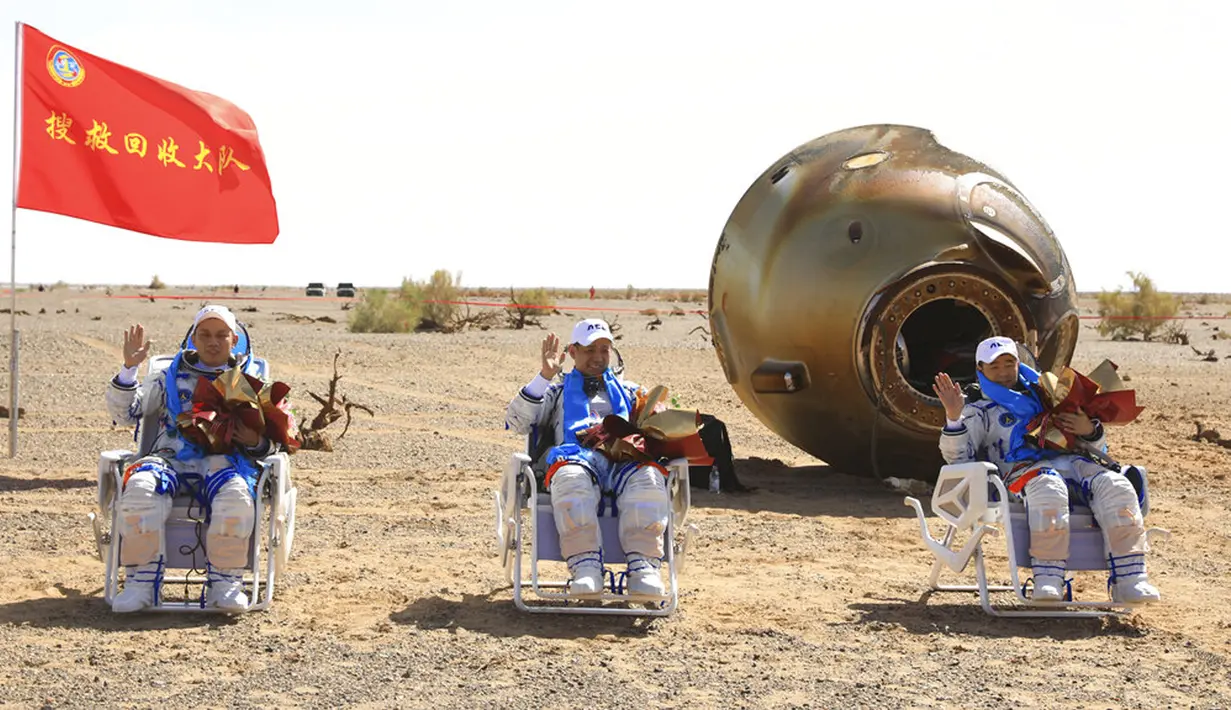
306, 282, 326, 297
336, 282, 357, 298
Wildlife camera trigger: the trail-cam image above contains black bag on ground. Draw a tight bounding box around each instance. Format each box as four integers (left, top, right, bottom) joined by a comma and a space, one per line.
689, 414, 749, 492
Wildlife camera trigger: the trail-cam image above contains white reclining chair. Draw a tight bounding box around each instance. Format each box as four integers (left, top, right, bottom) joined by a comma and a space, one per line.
493, 443, 697, 616
89, 324, 298, 613
904, 461, 1168, 618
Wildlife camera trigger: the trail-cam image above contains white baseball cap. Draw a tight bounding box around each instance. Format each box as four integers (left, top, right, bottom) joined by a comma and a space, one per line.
192, 304, 238, 335
570, 318, 613, 346
975, 336, 1018, 365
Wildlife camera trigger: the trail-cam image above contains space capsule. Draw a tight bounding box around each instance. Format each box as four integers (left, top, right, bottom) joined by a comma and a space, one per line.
708, 125, 1079, 478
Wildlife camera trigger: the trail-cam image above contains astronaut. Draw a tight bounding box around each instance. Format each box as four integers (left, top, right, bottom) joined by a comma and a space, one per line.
934, 336, 1160, 604
505, 318, 671, 597
105, 305, 276, 612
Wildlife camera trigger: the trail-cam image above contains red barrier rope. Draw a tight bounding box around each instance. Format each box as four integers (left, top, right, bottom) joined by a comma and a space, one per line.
2, 290, 1228, 319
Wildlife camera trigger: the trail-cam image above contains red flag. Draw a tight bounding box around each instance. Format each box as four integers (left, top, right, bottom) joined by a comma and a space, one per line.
16, 24, 278, 244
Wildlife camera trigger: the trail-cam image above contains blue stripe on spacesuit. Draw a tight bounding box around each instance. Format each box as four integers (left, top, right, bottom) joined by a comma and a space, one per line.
202, 465, 256, 523
611, 461, 647, 498
128, 459, 181, 497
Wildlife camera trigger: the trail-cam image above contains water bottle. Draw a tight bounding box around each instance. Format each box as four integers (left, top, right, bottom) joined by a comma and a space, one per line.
885, 476, 931, 496
709, 467, 721, 494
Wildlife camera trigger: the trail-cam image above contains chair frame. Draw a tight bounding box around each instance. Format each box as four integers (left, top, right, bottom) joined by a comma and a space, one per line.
91, 450, 295, 613
904, 461, 1169, 618
493, 451, 697, 616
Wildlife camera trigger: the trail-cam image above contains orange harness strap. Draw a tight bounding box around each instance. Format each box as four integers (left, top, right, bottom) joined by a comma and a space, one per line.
543, 458, 670, 490
1007, 465, 1043, 495
542, 460, 571, 490
121, 462, 143, 489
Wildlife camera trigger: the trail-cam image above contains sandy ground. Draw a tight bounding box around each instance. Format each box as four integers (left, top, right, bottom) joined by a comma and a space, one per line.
0, 287, 1228, 709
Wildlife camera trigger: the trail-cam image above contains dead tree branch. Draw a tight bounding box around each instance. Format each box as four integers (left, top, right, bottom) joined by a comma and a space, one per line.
298, 349, 375, 451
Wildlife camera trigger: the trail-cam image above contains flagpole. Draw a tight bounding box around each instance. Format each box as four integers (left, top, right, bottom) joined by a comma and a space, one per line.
9, 21, 22, 457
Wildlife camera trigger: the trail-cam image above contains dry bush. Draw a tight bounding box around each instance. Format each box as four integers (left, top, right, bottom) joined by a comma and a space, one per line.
351, 271, 505, 333
1096, 272, 1180, 342
606, 314, 623, 337
639, 307, 659, 316
1161, 322, 1189, 345
412, 271, 502, 332
448, 305, 502, 331
635, 288, 708, 303
411, 270, 461, 329
1186, 293, 1231, 306
663, 290, 704, 303
297, 350, 374, 451
506, 287, 555, 329
149, 275, 166, 289
348, 288, 421, 333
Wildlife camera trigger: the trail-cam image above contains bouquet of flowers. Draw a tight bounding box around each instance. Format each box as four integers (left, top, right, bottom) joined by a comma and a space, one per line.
580, 385, 712, 465
176, 368, 302, 454
1027, 359, 1145, 452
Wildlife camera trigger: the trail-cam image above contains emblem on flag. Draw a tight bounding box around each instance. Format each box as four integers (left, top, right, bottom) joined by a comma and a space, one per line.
46, 45, 84, 88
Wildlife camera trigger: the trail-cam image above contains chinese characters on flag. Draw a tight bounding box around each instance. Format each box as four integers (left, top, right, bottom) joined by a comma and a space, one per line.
16, 24, 279, 244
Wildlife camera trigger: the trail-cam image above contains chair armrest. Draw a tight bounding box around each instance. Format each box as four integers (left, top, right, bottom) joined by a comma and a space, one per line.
98, 449, 134, 513
256, 452, 291, 496
666, 457, 691, 528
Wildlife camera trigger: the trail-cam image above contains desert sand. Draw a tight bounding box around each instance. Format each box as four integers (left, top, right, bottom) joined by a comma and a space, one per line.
0, 287, 1228, 709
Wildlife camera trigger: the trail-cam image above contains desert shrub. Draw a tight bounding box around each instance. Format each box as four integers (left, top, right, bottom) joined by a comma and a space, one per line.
659, 289, 706, 303
639, 307, 659, 316
404, 270, 499, 332
1160, 323, 1189, 345
506, 287, 555, 329
348, 288, 422, 333
149, 275, 166, 289
352, 270, 547, 333
415, 269, 461, 329
1096, 272, 1180, 342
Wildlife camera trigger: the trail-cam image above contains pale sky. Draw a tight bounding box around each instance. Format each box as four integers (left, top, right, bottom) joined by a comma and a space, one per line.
0, 1, 1226, 292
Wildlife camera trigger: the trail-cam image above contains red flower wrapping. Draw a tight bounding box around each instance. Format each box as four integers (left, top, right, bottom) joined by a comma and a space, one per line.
1028, 360, 1145, 452
177, 368, 302, 454
579, 385, 713, 465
